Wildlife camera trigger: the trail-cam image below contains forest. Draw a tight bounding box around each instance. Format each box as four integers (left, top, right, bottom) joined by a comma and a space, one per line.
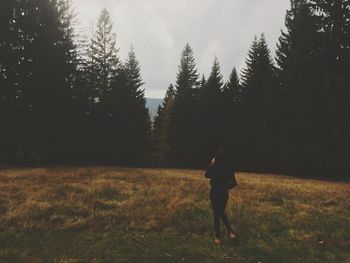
0, 0, 349, 179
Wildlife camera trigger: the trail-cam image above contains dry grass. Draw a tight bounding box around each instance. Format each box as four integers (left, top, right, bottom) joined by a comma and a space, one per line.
0, 167, 349, 262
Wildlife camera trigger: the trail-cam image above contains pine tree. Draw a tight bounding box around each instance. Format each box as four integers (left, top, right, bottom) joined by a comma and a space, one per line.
276, 0, 321, 94
196, 57, 225, 165
152, 104, 164, 163
312, 0, 350, 177
313, 0, 350, 117
152, 84, 175, 166
200, 57, 223, 104
104, 65, 129, 163
199, 74, 207, 93
0, 0, 80, 163
101, 46, 150, 165
239, 37, 260, 169
123, 46, 151, 165
222, 67, 242, 160
82, 8, 120, 162
241, 36, 259, 94
174, 44, 200, 102
89, 8, 119, 102
275, 0, 328, 174
0, 0, 21, 163
74, 30, 100, 161
170, 44, 199, 167
56, 0, 82, 162
317, 0, 350, 112
125, 46, 145, 100
242, 34, 275, 104
33, 0, 79, 162
223, 68, 241, 102
240, 34, 276, 170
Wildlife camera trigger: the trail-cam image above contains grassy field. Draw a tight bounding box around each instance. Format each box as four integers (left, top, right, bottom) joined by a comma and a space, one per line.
0, 167, 349, 263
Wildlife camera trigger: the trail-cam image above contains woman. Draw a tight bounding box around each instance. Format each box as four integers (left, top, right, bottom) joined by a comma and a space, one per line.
204, 148, 236, 245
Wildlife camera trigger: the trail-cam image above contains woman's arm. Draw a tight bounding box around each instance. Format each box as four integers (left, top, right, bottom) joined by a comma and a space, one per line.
228, 167, 237, 188
204, 158, 216, 178
204, 166, 213, 178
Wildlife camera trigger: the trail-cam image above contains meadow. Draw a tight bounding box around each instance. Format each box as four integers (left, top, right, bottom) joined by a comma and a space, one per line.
0, 167, 349, 263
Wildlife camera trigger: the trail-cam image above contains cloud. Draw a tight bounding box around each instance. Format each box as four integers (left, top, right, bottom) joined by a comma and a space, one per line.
72, 0, 290, 98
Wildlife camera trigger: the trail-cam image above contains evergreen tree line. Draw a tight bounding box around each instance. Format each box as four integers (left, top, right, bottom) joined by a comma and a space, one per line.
152, 0, 350, 179
0, 0, 349, 179
0, 1, 150, 166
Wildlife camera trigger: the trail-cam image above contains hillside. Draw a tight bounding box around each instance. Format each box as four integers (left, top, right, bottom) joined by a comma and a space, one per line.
0, 168, 349, 262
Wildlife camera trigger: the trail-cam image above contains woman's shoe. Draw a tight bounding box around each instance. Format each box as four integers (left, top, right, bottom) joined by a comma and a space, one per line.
214, 238, 222, 245
228, 231, 237, 240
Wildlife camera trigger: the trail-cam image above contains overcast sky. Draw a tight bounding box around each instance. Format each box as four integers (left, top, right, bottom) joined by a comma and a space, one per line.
73, 0, 290, 98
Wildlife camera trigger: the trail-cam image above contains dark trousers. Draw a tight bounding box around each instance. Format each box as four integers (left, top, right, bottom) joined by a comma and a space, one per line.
210, 188, 232, 238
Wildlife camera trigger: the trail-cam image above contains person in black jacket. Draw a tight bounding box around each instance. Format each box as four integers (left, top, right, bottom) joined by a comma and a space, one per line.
204, 148, 236, 245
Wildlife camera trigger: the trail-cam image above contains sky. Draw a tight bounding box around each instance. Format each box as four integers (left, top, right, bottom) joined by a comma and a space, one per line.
72, 0, 290, 98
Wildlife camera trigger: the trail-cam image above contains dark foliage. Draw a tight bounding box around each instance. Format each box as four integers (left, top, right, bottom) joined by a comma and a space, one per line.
0, 2, 150, 167
0, 0, 349, 178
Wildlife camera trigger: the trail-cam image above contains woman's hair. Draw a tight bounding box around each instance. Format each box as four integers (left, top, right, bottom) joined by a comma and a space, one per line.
214, 148, 231, 166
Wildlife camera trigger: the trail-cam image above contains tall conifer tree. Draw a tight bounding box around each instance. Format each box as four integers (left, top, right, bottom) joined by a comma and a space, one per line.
0, 0, 21, 162
152, 84, 175, 166
123, 47, 151, 165
223, 68, 241, 102
88, 8, 119, 102
222, 67, 242, 161
170, 44, 199, 167
197, 57, 224, 164
83, 8, 120, 161
275, 0, 327, 173
240, 34, 276, 170
0, 0, 79, 163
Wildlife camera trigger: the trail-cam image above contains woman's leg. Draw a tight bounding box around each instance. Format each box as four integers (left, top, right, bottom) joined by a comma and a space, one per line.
219, 192, 233, 233
213, 206, 221, 239
220, 212, 232, 233
210, 191, 221, 239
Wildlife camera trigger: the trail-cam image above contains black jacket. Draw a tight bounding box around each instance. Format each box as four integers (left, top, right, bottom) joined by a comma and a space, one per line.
205, 162, 235, 192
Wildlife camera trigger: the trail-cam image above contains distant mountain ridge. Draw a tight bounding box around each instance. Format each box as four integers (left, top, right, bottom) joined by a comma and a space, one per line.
146, 98, 163, 120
